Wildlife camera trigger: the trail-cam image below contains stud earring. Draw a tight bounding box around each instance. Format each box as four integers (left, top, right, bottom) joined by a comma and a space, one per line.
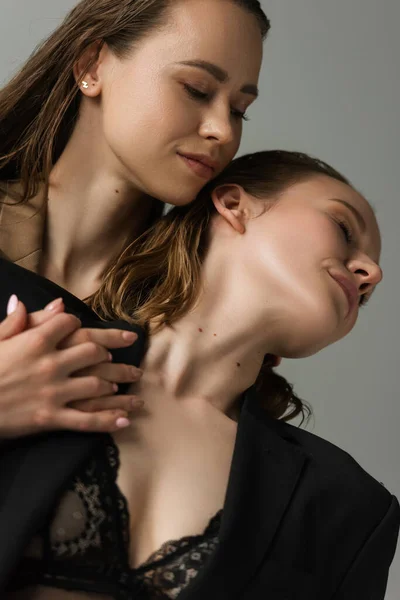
82, 81, 89, 89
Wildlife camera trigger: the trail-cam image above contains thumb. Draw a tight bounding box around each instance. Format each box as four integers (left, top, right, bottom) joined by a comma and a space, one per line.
0, 295, 29, 341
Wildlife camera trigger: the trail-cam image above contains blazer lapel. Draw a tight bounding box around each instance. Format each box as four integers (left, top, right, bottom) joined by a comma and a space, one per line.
0, 259, 148, 590
0, 253, 309, 596
180, 387, 309, 600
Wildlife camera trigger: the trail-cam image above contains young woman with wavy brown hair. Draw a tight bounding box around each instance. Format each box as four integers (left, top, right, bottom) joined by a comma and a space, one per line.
0, 0, 268, 436
0, 149, 398, 599
0, 2, 398, 597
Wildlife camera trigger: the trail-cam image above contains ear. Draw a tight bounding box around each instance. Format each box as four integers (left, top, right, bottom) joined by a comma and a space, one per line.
211, 184, 250, 234
73, 41, 105, 97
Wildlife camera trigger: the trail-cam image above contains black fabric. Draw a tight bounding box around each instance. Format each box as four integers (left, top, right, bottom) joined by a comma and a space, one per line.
0, 258, 399, 599
0, 256, 147, 394
6, 434, 223, 599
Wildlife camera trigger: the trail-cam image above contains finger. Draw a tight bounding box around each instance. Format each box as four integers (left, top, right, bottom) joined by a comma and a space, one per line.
59, 327, 138, 350
55, 408, 132, 433
55, 375, 118, 404
26, 312, 82, 350
70, 395, 144, 413
28, 299, 65, 328
73, 362, 143, 384
58, 342, 113, 375
0, 298, 28, 340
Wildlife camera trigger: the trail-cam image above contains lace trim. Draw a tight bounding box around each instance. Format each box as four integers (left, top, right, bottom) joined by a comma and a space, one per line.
104, 435, 223, 573
134, 509, 223, 572
134, 524, 221, 599
18, 435, 224, 599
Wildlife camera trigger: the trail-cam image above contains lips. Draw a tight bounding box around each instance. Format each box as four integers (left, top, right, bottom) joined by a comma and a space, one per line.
329, 272, 359, 318
178, 152, 220, 171
177, 153, 217, 180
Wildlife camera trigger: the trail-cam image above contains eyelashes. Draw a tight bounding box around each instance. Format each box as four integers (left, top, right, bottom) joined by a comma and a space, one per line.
335, 218, 370, 308
336, 219, 354, 245
183, 84, 250, 121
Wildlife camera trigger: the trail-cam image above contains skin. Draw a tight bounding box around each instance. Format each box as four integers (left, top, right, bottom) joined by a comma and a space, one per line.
44, 0, 263, 298
1, 0, 263, 436
0, 300, 144, 437
4, 176, 383, 594
136, 175, 382, 420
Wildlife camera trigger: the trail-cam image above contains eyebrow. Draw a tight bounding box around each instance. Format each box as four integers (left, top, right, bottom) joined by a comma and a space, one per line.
176, 60, 259, 97
329, 198, 367, 233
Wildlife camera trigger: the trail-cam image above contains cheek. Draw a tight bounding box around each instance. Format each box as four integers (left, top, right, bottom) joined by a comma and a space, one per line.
249, 216, 334, 270
103, 87, 170, 142
284, 216, 337, 254
245, 218, 345, 328
225, 132, 242, 166
103, 71, 190, 146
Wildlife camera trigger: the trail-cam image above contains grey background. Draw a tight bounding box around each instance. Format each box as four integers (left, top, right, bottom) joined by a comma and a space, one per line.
1, 0, 399, 596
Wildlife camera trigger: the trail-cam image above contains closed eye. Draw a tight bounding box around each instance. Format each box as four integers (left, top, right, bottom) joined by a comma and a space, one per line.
184, 84, 209, 100
183, 84, 250, 121
336, 219, 354, 244
334, 218, 372, 308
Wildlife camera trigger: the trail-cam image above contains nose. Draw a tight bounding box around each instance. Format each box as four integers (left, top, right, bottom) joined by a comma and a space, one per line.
198, 103, 237, 147
348, 255, 383, 297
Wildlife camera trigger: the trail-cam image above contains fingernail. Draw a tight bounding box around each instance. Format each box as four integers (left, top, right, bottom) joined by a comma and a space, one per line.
132, 398, 144, 409
131, 367, 143, 378
116, 417, 131, 429
112, 383, 119, 392
122, 331, 137, 343
7, 294, 18, 315
45, 297, 63, 311
108, 352, 113, 361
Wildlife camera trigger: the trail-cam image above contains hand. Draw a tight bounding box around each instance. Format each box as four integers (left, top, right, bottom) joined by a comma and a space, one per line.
0, 296, 141, 438
0, 294, 66, 339
26, 301, 144, 403
25, 303, 144, 411
59, 326, 144, 415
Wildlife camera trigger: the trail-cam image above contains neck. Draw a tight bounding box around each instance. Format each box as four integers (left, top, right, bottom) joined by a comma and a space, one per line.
42, 112, 154, 296
143, 262, 281, 420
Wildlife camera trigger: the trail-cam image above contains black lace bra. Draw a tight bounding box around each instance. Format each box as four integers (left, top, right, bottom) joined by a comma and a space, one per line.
7, 435, 223, 599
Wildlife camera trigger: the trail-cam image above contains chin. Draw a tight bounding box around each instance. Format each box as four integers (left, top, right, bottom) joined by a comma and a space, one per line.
279, 326, 344, 359
281, 347, 322, 360
148, 183, 200, 207
279, 307, 343, 356
164, 193, 198, 207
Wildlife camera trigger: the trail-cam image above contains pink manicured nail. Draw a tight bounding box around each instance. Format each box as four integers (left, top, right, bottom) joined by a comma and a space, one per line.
45, 297, 63, 311
7, 295, 18, 315
116, 417, 131, 429
122, 331, 137, 343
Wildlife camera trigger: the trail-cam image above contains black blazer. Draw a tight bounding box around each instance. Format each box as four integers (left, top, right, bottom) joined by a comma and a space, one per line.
0, 258, 399, 600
